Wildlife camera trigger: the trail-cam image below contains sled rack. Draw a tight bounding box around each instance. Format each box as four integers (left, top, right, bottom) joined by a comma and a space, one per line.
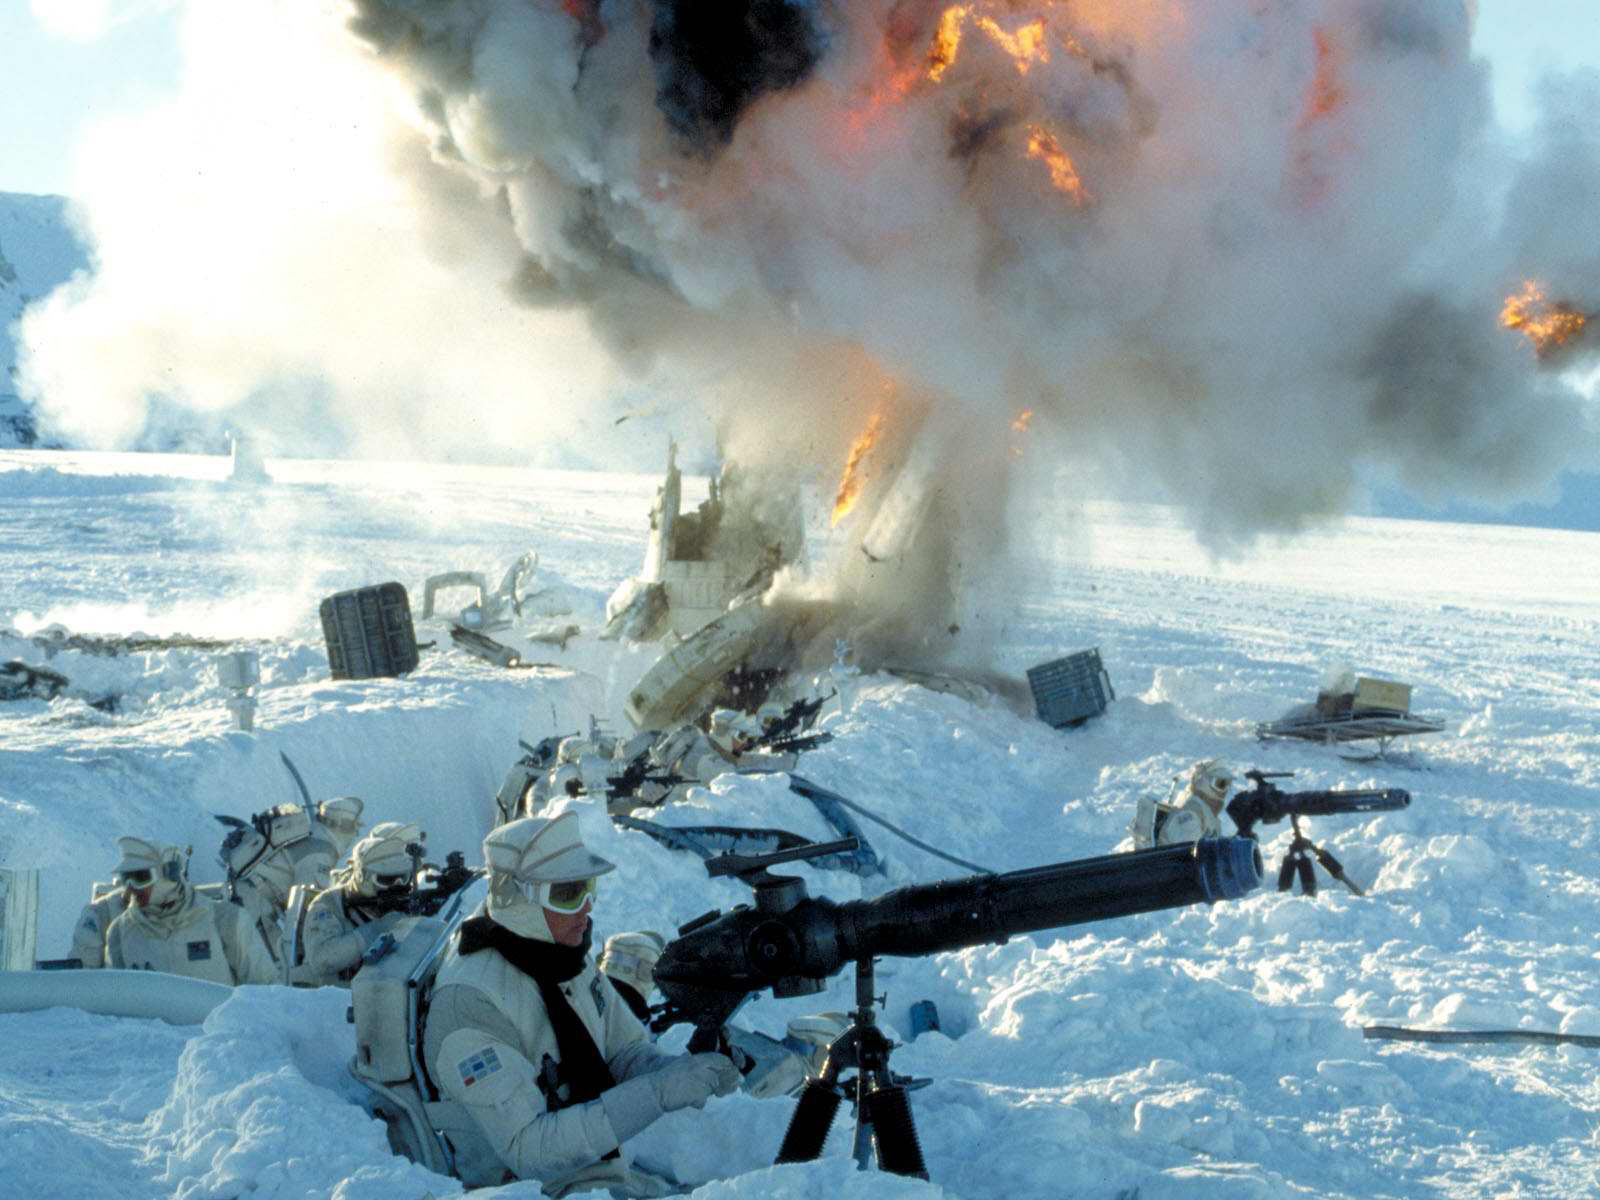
1255, 712, 1446, 762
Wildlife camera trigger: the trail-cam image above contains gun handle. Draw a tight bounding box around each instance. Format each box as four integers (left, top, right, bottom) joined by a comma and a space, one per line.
687, 1023, 724, 1055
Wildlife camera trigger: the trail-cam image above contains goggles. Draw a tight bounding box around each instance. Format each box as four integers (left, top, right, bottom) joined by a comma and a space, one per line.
372, 871, 411, 891
117, 868, 154, 887
530, 876, 597, 914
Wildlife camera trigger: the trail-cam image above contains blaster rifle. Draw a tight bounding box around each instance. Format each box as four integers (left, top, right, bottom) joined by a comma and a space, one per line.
737, 691, 835, 754
367, 850, 482, 919
604, 753, 690, 802
761, 731, 835, 756
650, 835, 1262, 1180
1224, 769, 1410, 896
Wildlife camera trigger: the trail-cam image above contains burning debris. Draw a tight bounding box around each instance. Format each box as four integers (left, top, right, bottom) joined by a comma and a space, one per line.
1500, 281, 1594, 361
603, 442, 807, 644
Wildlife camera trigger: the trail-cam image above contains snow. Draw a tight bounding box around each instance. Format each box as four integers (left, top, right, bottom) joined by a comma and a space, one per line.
3, 448, 1600, 1199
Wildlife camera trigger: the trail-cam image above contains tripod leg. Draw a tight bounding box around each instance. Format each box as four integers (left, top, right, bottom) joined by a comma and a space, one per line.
776, 1082, 843, 1164
863, 1085, 929, 1179
1296, 855, 1317, 897
1276, 852, 1298, 892
1313, 845, 1366, 897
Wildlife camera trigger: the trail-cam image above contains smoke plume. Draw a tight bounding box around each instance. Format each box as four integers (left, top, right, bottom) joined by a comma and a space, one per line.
18, 0, 1600, 650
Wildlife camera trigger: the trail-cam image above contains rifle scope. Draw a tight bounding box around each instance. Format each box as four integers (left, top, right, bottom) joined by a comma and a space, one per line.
654, 837, 1261, 1027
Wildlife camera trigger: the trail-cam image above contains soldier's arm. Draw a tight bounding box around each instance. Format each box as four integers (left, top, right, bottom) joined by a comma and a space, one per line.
71, 903, 108, 969
301, 895, 374, 978
599, 976, 672, 1081
105, 918, 127, 969
426, 983, 627, 1181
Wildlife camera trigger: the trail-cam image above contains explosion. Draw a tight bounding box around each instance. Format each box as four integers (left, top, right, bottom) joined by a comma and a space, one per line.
19, 0, 1597, 659
831, 410, 888, 526
1500, 281, 1592, 360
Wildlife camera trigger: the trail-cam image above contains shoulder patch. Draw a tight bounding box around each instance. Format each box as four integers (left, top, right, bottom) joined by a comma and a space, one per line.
187, 940, 213, 961
590, 973, 608, 1016
458, 1046, 503, 1088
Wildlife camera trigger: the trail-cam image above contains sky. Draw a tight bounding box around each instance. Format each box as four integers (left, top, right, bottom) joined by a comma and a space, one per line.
1, 1, 1598, 198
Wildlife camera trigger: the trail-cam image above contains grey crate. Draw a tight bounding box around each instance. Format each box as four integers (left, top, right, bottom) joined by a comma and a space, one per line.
319, 582, 419, 680
1026, 649, 1114, 728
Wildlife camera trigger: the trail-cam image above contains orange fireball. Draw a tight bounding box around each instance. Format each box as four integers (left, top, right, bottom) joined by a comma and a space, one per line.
1501, 281, 1591, 360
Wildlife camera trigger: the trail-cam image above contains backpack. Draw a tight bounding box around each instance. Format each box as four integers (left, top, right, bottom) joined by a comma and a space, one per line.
347, 881, 482, 1177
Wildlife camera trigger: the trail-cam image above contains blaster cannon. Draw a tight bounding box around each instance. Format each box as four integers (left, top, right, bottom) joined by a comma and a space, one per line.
1225, 770, 1410, 896
652, 835, 1262, 1180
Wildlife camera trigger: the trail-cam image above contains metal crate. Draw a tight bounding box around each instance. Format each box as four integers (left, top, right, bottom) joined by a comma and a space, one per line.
319, 582, 420, 680
1026, 649, 1114, 728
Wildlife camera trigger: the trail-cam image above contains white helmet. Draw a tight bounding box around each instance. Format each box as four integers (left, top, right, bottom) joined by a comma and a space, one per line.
317, 796, 365, 851
598, 930, 665, 1000
1189, 760, 1234, 811
350, 822, 422, 899
556, 736, 594, 766
115, 837, 187, 909
483, 813, 615, 943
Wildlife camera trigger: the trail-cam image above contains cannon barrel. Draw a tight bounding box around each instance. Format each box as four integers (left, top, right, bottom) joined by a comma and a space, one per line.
654, 837, 1261, 1033
1226, 786, 1410, 837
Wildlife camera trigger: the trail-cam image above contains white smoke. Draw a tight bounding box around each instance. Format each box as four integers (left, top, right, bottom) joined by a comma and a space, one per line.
19, 0, 1600, 572
19, 2, 618, 463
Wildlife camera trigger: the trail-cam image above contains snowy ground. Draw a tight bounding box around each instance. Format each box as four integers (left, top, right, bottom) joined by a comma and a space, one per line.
2, 449, 1598, 1200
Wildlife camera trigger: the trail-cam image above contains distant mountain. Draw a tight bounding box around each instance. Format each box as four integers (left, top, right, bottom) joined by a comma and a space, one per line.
0, 192, 90, 448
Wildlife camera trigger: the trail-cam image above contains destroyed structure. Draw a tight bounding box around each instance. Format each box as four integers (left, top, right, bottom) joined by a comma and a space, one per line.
602, 442, 807, 643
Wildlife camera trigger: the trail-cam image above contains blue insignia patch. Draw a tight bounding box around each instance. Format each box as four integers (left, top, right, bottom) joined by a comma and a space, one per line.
591, 973, 607, 1016
458, 1046, 503, 1088
187, 940, 212, 961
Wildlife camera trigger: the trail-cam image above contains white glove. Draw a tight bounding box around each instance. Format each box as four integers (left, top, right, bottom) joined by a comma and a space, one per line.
600, 1052, 740, 1144
649, 1053, 741, 1112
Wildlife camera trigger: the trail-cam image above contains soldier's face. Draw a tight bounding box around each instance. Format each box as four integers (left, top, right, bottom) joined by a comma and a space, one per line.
543, 901, 593, 947
119, 868, 156, 907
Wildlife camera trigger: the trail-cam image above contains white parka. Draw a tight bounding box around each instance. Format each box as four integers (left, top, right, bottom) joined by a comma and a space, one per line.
300, 887, 400, 987
422, 925, 676, 1197
106, 887, 279, 986
70, 887, 127, 969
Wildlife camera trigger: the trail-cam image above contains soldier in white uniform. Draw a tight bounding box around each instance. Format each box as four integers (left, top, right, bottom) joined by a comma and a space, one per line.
224, 798, 364, 926
69, 881, 128, 968
104, 837, 279, 985
422, 813, 739, 1196
317, 796, 366, 863
1130, 760, 1235, 849
298, 822, 420, 987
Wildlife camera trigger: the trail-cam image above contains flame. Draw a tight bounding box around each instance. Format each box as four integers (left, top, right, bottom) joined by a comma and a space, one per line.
927, 6, 970, 82
976, 16, 1049, 74
1300, 28, 1345, 126
927, 6, 1052, 82
1025, 126, 1090, 205
1011, 409, 1035, 433
1500, 281, 1591, 359
831, 410, 888, 525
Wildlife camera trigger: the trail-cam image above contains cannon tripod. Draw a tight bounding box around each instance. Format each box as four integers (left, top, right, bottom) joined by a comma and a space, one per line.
774, 955, 929, 1178
1275, 813, 1366, 897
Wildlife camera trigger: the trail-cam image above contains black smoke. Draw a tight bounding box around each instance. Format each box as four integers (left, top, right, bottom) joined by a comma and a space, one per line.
649, 0, 826, 148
